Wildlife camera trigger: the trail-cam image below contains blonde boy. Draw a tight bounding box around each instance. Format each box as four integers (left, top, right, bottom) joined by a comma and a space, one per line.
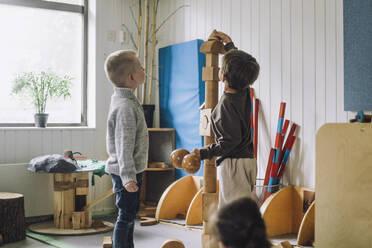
104, 50, 148, 248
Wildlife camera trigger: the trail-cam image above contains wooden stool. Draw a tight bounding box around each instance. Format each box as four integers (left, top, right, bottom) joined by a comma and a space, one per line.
0, 193, 25, 244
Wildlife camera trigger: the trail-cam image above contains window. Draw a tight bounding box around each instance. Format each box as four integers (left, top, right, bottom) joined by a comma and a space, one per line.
0, 0, 87, 126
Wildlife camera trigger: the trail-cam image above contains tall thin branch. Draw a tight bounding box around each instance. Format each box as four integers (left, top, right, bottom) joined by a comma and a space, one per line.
135, 0, 143, 98
137, 0, 143, 58
122, 24, 138, 50
155, 4, 189, 34
142, 0, 150, 104
156, 0, 160, 13
147, 0, 157, 104
129, 6, 138, 29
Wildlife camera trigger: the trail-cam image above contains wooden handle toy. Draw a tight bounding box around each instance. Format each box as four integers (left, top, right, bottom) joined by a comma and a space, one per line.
182, 152, 201, 174
170, 149, 190, 169
170, 149, 201, 174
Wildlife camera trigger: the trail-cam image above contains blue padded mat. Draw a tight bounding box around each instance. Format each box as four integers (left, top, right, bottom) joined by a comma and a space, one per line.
159, 39, 205, 178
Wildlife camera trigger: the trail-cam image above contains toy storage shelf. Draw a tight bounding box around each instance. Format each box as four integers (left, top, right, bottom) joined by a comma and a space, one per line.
139, 128, 176, 217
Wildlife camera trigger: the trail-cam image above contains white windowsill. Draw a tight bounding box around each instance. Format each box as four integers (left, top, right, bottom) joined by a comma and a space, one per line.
0, 126, 96, 131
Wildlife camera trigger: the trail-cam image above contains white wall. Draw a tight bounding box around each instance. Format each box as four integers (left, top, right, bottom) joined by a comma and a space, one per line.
157, 0, 349, 188
0, 0, 138, 217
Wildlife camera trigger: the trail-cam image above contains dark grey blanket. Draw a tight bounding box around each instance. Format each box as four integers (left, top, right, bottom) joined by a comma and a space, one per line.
28, 154, 79, 173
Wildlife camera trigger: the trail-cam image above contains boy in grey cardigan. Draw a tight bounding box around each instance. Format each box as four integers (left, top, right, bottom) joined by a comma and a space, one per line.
104, 50, 148, 248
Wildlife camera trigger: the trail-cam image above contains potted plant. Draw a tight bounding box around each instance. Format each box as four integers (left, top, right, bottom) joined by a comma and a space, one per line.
11, 70, 72, 127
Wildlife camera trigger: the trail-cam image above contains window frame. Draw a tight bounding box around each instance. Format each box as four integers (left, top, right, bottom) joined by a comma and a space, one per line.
0, 0, 88, 127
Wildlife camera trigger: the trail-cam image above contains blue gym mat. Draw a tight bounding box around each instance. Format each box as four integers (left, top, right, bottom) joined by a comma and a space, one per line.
159, 39, 205, 178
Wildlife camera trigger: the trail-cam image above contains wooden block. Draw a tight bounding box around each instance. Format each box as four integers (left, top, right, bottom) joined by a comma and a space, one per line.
280, 241, 293, 248
72, 212, 81, 230
62, 213, 73, 229
161, 239, 185, 248
200, 40, 225, 54
102, 236, 112, 248
138, 204, 157, 218
205, 54, 219, 66
199, 108, 213, 137
202, 67, 219, 81
201, 233, 219, 248
202, 193, 218, 221
76, 179, 89, 188
140, 217, 158, 226
85, 211, 92, 228
80, 211, 86, 228
203, 163, 217, 193
202, 220, 213, 234
76, 187, 89, 195
76, 172, 89, 180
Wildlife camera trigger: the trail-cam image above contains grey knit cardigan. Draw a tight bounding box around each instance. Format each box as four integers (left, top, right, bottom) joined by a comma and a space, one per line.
105, 87, 149, 186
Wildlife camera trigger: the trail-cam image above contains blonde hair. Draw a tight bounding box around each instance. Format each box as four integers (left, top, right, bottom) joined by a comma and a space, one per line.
104, 50, 137, 85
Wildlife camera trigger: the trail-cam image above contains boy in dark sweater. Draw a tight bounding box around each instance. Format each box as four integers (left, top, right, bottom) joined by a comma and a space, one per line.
193, 31, 260, 207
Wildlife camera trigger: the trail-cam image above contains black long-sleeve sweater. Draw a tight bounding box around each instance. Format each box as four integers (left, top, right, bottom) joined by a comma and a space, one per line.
199, 42, 255, 166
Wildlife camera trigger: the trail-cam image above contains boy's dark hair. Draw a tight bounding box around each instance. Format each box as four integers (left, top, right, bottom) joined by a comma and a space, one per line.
221, 50, 260, 90
212, 197, 271, 248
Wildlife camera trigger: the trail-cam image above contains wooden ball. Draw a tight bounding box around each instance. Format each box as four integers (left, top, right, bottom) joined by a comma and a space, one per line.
182, 152, 201, 174
161, 239, 185, 248
170, 149, 190, 169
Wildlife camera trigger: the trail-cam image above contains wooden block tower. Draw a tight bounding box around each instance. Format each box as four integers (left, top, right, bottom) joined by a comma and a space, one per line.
53, 172, 92, 229
199, 31, 225, 248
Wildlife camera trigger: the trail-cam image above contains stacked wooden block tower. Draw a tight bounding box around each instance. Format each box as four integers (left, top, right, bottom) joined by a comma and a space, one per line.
53, 172, 92, 229
199, 32, 225, 248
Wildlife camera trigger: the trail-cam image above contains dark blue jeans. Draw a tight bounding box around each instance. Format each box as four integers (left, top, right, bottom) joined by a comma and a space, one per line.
111, 173, 142, 248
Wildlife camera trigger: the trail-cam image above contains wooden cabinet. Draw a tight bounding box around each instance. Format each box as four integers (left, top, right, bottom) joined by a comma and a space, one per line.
139, 128, 176, 217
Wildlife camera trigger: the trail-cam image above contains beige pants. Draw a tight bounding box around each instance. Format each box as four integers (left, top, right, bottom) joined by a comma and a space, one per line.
217, 157, 257, 208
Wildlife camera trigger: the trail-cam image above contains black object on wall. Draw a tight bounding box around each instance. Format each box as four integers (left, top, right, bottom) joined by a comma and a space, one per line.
344, 0, 372, 111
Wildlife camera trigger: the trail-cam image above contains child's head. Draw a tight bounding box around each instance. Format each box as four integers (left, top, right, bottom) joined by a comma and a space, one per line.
220, 50, 260, 91
211, 197, 271, 248
104, 50, 145, 89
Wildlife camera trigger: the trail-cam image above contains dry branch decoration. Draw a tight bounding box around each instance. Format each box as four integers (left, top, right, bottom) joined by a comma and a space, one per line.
122, 0, 189, 104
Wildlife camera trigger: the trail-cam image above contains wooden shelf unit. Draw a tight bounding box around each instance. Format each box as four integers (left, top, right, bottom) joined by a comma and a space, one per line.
139, 128, 176, 217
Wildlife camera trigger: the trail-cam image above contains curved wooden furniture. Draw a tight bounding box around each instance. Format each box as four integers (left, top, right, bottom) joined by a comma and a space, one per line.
155, 176, 202, 221
185, 188, 203, 226
260, 186, 315, 246
185, 182, 219, 226
297, 201, 315, 246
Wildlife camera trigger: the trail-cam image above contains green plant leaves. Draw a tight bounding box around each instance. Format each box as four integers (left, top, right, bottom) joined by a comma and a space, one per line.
11, 70, 73, 114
